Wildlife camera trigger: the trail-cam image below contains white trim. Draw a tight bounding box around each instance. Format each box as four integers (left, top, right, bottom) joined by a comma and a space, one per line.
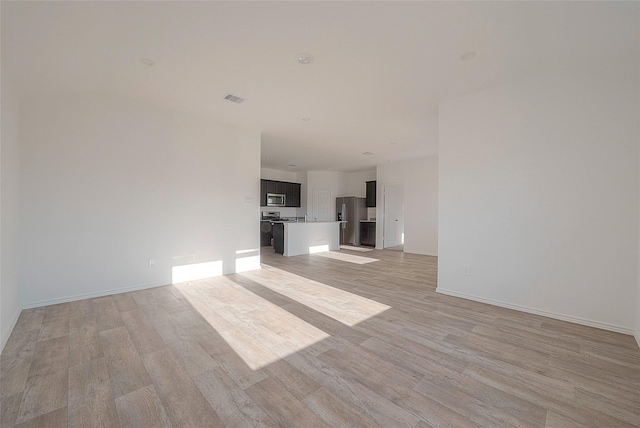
635, 333, 640, 349
21, 281, 168, 310
1, 307, 22, 353
436, 287, 635, 336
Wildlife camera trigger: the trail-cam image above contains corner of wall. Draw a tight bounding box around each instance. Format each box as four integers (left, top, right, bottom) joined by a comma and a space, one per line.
1, 309, 21, 353
1, 69, 23, 353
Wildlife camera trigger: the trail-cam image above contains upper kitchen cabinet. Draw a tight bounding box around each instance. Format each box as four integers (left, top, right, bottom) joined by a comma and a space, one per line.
288, 183, 301, 207
366, 181, 376, 207
260, 179, 301, 207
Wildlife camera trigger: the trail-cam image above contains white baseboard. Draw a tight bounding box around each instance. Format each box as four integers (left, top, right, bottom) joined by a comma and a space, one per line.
1, 306, 22, 354
635, 332, 640, 349
20, 264, 264, 311
436, 287, 635, 336
21, 280, 168, 310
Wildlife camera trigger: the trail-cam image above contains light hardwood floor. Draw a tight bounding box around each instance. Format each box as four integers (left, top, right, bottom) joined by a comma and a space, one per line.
1, 249, 639, 427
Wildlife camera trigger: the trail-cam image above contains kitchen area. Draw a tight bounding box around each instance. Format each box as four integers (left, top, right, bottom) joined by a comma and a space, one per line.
260, 174, 377, 256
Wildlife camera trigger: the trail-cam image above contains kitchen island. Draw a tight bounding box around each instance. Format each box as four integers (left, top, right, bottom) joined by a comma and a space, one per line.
271, 221, 344, 257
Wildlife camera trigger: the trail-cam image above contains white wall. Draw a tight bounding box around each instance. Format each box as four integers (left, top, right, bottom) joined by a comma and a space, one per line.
260, 167, 297, 182
638, 138, 640, 346
20, 95, 261, 307
1, 72, 22, 351
343, 169, 376, 198
438, 72, 639, 333
376, 157, 438, 256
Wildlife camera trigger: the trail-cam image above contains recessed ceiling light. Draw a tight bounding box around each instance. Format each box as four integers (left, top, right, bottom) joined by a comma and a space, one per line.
460, 51, 476, 61
362, 152, 374, 156
139, 58, 155, 66
288, 164, 297, 167
296, 52, 314, 64
302, 118, 311, 122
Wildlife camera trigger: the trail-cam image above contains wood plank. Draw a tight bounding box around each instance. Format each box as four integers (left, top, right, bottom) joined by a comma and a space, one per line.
15, 370, 68, 424
112, 292, 139, 313
99, 326, 152, 398
0, 392, 22, 427
11, 308, 45, 334
193, 367, 276, 427
303, 387, 381, 428
69, 315, 103, 368
245, 376, 329, 428
37, 304, 69, 342
0, 330, 39, 398
114, 384, 172, 428
120, 309, 166, 355
92, 296, 124, 332
68, 357, 119, 428
13, 335, 69, 424
27, 336, 68, 378
141, 348, 225, 427
284, 351, 421, 427
14, 407, 67, 428
68, 299, 93, 318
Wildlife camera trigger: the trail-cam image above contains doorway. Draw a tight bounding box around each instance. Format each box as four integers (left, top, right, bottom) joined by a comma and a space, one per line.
383, 184, 404, 250
312, 189, 332, 222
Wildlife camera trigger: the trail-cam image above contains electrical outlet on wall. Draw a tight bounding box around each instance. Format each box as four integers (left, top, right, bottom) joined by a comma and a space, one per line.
461, 264, 471, 276
148, 259, 155, 267
189, 253, 196, 263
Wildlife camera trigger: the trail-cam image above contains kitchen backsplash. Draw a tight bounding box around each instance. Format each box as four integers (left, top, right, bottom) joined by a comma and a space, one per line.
260, 207, 303, 217
367, 207, 376, 220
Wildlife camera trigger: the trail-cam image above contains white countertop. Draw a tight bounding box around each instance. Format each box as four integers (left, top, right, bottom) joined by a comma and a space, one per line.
271, 220, 345, 224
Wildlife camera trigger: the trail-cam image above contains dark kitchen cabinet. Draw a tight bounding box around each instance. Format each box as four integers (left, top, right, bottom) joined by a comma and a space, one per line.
260, 221, 273, 247
289, 183, 301, 207
360, 222, 376, 247
272, 223, 284, 254
260, 180, 268, 206
260, 179, 301, 207
366, 181, 377, 207
266, 180, 277, 195
275, 181, 288, 195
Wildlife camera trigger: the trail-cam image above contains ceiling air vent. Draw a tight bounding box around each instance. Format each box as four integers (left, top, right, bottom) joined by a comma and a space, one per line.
223, 93, 245, 104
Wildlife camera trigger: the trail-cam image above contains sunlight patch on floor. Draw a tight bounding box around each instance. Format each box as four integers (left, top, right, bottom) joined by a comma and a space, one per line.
313, 251, 379, 264
172, 260, 223, 283
241, 265, 390, 326
175, 276, 329, 370
309, 244, 330, 254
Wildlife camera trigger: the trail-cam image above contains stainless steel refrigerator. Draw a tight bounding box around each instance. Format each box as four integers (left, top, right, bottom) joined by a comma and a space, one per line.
336, 197, 367, 245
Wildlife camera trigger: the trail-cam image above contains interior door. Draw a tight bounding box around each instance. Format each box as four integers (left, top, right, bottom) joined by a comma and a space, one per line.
383, 184, 404, 248
312, 189, 331, 221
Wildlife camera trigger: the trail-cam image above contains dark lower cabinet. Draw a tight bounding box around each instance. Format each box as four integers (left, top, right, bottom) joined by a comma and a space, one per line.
360, 222, 376, 246
260, 221, 273, 247
272, 223, 284, 254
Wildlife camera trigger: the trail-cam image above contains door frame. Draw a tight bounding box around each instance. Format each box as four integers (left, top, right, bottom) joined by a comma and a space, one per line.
312, 189, 332, 222
383, 183, 405, 249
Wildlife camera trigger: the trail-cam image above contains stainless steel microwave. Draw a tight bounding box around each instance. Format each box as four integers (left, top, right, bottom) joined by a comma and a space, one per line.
267, 193, 286, 207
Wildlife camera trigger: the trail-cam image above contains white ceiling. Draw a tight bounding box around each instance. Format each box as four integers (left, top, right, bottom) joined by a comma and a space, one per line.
3, 1, 638, 172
